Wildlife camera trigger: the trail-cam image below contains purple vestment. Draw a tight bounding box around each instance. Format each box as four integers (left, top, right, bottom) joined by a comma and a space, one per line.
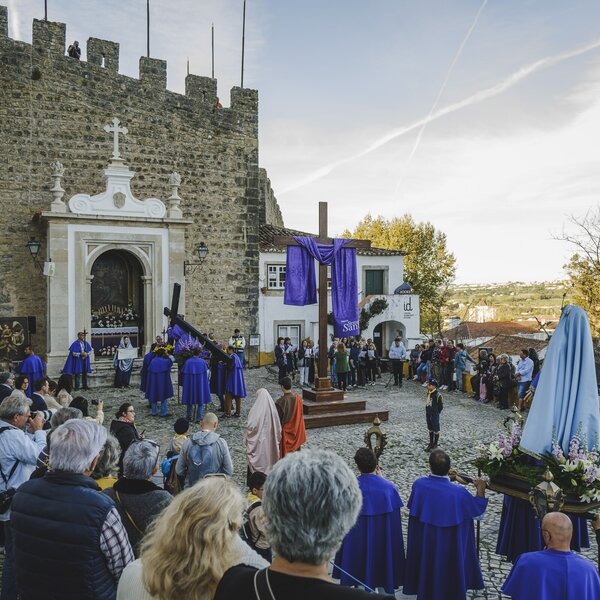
285, 237, 359, 338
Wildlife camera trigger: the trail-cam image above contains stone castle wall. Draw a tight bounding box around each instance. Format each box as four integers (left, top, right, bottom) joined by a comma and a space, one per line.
0, 6, 284, 358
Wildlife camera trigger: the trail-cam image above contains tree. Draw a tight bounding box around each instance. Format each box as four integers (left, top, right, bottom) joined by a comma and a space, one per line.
343, 214, 456, 334
559, 207, 600, 335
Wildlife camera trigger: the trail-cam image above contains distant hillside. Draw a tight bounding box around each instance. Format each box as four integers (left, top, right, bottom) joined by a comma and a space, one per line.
444, 281, 573, 324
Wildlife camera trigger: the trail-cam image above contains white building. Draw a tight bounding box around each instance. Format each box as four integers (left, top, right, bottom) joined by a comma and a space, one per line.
256, 225, 420, 365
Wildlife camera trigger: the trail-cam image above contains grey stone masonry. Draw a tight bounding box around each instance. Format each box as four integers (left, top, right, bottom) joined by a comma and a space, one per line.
0, 7, 284, 359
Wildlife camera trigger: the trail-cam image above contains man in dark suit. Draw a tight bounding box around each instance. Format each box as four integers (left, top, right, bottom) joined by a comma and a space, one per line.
0, 372, 14, 401
30, 377, 49, 413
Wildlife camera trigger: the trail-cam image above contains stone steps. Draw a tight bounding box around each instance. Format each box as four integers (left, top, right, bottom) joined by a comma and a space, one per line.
304, 408, 389, 429
303, 398, 366, 414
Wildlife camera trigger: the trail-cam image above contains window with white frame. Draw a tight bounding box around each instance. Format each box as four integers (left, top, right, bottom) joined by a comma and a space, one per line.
267, 264, 286, 290
277, 324, 301, 348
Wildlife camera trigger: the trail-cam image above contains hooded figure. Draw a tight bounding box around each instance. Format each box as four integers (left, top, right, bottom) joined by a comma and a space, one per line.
245, 388, 281, 476
113, 336, 134, 388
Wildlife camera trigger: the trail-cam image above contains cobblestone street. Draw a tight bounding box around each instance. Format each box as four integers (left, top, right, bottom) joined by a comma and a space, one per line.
3, 367, 597, 598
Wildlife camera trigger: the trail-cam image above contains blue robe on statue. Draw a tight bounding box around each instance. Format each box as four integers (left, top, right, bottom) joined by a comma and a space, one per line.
225, 353, 246, 398
496, 496, 589, 562
333, 474, 405, 594
139, 350, 155, 394
181, 357, 210, 407
62, 340, 92, 375
17, 354, 45, 398
502, 549, 600, 599
403, 475, 487, 600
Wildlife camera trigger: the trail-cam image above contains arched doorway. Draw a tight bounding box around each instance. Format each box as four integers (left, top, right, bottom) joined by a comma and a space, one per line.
90, 250, 144, 359
373, 320, 406, 357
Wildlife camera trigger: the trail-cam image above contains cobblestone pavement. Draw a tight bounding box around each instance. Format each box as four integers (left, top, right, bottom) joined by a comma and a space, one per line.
3, 368, 598, 598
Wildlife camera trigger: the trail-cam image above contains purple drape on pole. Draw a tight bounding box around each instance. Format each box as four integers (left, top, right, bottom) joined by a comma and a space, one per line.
284, 236, 359, 338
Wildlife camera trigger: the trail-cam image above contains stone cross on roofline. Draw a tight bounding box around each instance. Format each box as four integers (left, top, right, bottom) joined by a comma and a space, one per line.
274, 201, 371, 391
103, 117, 128, 161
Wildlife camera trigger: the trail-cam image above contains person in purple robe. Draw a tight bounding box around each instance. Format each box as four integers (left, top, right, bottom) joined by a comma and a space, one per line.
502, 511, 600, 600
146, 347, 174, 417
62, 331, 92, 390
333, 448, 405, 594
181, 347, 211, 422
16, 345, 45, 399
209, 350, 226, 412
403, 449, 487, 600
139, 348, 155, 397
224, 346, 246, 418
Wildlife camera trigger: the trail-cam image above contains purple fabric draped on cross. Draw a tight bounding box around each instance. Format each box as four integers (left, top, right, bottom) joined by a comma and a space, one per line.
284, 236, 359, 338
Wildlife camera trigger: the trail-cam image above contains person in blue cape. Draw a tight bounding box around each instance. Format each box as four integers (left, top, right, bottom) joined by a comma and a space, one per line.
139, 348, 155, 396
16, 345, 45, 399
62, 331, 92, 390
224, 345, 246, 418
113, 335, 134, 388
502, 511, 600, 600
181, 347, 211, 422
209, 353, 226, 411
146, 347, 174, 417
496, 495, 589, 562
403, 449, 488, 600
333, 447, 405, 594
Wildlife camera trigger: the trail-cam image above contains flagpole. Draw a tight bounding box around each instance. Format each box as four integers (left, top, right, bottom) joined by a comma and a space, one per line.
211, 23, 215, 79
44, 0, 47, 21
240, 0, 246, 88
146, 0, 150, 57
187, 57, 190, 76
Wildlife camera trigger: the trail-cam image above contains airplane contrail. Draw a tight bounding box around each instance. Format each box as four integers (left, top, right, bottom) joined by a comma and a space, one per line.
394, 0, 488, 194
278, 36, 600, 196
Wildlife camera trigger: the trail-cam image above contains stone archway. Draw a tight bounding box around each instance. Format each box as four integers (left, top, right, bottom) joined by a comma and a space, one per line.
90, 249, 144, 359
373, 320, 406, 357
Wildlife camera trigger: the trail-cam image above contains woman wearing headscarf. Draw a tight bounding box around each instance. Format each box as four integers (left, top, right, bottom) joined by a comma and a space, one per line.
245, 388, 281, 480
114, 335, 134, 388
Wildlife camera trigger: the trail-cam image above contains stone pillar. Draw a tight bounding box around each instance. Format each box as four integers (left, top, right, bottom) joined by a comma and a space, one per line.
167, 172, 183, 218
141, 275, 153, 355
50, 161, 67, 213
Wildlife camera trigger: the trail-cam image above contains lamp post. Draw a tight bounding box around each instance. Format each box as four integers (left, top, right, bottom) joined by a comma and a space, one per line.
26, 237, 43, 272
184, 242, 209, 276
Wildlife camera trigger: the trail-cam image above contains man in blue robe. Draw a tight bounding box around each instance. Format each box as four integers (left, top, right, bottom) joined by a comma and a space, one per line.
403, 449, 487, 600
224, 346, 246, 418
16, 345, 45, 399
145, 348, 174, 417
62, 331, 92, 390
502, 511, 600, 599
333, 447, 405, 594
139, 348, 155, 396
181, 347, 211, 421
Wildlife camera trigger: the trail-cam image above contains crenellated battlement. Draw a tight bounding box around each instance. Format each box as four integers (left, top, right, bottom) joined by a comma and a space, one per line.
0, 7, 257, 116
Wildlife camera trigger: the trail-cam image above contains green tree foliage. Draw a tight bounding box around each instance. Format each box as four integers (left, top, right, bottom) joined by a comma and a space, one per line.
559, 207, 600, 336
343, 214, 456, 334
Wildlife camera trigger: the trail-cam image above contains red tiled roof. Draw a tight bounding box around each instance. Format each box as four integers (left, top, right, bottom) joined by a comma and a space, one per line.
466, 334, 548, 359
443, 321, 539, 339
260, 224, 407, 256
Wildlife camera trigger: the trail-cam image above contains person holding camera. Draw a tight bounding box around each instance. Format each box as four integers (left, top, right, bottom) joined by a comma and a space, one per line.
0, 396, 47, 600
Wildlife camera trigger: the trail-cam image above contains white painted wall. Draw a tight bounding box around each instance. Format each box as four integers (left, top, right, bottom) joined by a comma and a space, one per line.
258, 250, 419, 355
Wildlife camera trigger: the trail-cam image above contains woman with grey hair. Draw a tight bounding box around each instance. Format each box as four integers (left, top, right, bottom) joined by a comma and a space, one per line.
91, 433, 121, 490
103, 440, 172, 557
215, 449, 395, 599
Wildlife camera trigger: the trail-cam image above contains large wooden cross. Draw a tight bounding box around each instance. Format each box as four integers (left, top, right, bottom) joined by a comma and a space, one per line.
274, 202, 371, 390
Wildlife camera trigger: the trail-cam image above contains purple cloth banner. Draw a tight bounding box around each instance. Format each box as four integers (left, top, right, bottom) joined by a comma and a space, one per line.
284, 236, 359, 338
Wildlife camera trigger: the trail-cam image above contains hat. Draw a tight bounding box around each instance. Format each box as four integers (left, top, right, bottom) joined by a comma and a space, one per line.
0, 372, 12, 384
427, 378, 439, 387
174, 417, 189, 435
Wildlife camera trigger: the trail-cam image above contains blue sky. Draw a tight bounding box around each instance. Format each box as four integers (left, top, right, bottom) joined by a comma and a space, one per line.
7, 1, 600, 283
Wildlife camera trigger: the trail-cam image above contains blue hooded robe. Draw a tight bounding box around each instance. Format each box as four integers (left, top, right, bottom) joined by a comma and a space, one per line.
145, 356, 174, 404
17, 354, 45, 398
139, 350, 155, 394
333, 474, 405, 594
62, 340, 92, 375
225, 353, 246, 398
181, 356, 210, 407
403, 475, 487, 600
502, 548, 600, 599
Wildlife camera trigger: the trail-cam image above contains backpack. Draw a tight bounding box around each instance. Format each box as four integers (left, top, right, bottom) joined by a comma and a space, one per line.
187, 439, 217, 483
161, 456, 183, 496
240, 500, 262, 551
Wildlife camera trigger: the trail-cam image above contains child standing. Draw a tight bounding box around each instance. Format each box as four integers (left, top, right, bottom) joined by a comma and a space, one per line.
425, 378, 443, 451
243, 471, 272, 562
